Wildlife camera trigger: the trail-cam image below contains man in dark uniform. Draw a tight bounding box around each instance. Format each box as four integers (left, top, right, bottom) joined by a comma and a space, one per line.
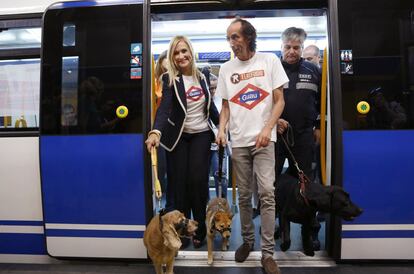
276, 27, 322, 250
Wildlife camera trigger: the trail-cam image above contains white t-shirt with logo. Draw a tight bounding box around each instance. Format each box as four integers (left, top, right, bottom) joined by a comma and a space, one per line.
216, 52, 289, 147
182, 75, 209, 133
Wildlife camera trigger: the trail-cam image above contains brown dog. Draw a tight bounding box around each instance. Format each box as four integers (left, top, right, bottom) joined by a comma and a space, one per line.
206, 197, 233, 265
144, 210, 198, 274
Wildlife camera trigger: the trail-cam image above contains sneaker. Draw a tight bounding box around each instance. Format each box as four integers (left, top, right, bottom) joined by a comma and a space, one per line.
261, 256, 281, 274
235, 242, 253, 262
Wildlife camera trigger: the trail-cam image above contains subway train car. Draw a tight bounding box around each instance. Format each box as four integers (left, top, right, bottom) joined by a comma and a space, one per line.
0, 0, 413, 266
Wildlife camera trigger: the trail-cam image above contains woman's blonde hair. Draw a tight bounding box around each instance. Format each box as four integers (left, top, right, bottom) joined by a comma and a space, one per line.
166, 35, 200, 86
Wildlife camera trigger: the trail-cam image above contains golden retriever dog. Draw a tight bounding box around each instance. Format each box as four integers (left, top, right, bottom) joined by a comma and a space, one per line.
206, 197, 233, 265
144, 210, 198, 274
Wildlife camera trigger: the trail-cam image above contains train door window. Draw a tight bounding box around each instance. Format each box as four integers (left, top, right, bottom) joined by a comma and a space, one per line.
41, 4, 144, 135
0, 19, 42, 132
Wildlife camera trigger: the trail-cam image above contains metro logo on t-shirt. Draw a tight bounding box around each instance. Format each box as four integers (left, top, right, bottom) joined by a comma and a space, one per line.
230, 83, 269, 110
186, 86, 204, 101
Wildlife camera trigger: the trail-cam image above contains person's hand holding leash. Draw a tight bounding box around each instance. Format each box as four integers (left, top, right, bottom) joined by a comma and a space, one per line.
277, 118, 289, 134
145, 131, 160, 153
216, 130, 227, 147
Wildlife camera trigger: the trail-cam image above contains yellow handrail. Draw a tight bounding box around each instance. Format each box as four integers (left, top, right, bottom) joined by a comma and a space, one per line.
320, 48, 328, 185
151, 55, 157, 125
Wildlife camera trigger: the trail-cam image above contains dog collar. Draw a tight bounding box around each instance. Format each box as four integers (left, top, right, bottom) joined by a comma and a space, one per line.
210, 219, 231, 234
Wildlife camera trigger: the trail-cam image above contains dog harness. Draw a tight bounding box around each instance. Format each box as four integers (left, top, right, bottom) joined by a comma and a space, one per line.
158, 208, 190, 236
210, 223, 231, 234
174, 218, 189, 234
208, 202, 231, 234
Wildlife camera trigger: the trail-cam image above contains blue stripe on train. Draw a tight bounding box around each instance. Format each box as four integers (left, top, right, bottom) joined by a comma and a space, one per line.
45, 229, 143, 238
343, 130, 414, 225
0, 221, 43, 226
40, 134, 146, 226
0, 234, 46, 255
343, 230, 414, 238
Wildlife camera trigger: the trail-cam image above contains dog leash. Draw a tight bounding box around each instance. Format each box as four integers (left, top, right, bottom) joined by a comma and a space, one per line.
218, 144, 224, 198
278, 126, 311, 206
150, 146, 167, 232
150, 146, 162, 209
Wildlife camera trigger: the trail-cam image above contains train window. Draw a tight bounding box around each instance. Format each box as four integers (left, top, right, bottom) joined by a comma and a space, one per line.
41, 5, 144, 135
63, 23, 76, 47
0, 59, 40, 130
0, 27, 41, 50
0, 19, 41, 132
61, 56, 79, 127
339, 0, 414, 130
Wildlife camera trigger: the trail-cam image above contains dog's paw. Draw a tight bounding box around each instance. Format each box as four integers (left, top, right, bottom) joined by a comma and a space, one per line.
280, 240, 291, 251
207, 258, 213, 265
312, 240, 321, 251
221, 245, 228, 251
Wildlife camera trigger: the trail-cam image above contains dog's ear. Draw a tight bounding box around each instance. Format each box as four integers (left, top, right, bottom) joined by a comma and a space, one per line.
306, 184, 331, 211
162, 223, 182, 250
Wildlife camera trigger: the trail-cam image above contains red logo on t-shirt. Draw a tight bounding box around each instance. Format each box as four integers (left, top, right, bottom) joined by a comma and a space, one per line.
186, 86, 204, 101
230, 83, 269, 110
230, 70, 264, 84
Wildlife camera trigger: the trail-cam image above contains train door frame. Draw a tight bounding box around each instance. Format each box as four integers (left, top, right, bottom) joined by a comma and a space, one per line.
148, 0, 343, 263
326, 0, 343, 260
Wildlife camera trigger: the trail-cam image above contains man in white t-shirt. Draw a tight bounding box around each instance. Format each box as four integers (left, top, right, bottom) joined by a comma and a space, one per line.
216, 18, 288, 274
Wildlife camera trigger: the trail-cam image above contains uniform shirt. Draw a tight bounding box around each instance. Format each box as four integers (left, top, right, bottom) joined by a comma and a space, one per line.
216, 52, 289, 147
281, 58, 321, 133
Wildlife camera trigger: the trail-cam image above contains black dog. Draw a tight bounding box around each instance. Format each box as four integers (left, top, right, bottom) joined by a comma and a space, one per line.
276, 173, 363, 256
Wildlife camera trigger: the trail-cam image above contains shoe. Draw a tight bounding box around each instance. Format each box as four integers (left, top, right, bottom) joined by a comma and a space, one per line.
317, 212, 325, 222
235, 242, 253, 262
193, 238, 205, 249
180, 237, 190, 250
261, 256, 281, 274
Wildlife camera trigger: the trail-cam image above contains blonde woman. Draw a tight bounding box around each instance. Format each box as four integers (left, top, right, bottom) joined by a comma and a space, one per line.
154, 50, 168, 108
145, 36, 219, 249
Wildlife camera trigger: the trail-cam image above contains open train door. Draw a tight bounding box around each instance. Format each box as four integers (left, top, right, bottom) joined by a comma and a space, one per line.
39, 0, 151, 258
